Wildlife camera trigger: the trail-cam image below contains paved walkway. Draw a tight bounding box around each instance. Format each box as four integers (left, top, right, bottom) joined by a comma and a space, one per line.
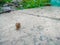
0, 6, 60, 45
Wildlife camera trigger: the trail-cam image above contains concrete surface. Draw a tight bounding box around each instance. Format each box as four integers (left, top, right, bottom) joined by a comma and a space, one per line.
0, 6, 60, 45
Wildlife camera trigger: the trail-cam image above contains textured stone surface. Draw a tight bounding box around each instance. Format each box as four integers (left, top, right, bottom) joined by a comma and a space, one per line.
0, 6, 60, 45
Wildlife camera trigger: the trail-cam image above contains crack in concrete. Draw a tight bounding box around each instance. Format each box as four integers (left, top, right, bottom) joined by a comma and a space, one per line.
20, 12, 60, 21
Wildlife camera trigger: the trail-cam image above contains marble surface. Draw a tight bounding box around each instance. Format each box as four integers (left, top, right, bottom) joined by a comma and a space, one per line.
0, 6, 60, 45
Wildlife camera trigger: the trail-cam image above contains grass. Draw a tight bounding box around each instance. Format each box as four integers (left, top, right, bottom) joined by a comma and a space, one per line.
21, 0, 50, 9
0, 0, 12, 6
0, 0, 50, 9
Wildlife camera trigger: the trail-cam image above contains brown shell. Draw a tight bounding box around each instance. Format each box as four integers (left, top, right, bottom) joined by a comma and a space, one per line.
16, 23, 21, 30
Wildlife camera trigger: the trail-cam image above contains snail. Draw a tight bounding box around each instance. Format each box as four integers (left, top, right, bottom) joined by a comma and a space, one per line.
16, 23, 21, 30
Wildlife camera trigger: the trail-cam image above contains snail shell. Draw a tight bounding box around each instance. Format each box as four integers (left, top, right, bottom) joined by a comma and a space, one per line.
16, 23, 21, 30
